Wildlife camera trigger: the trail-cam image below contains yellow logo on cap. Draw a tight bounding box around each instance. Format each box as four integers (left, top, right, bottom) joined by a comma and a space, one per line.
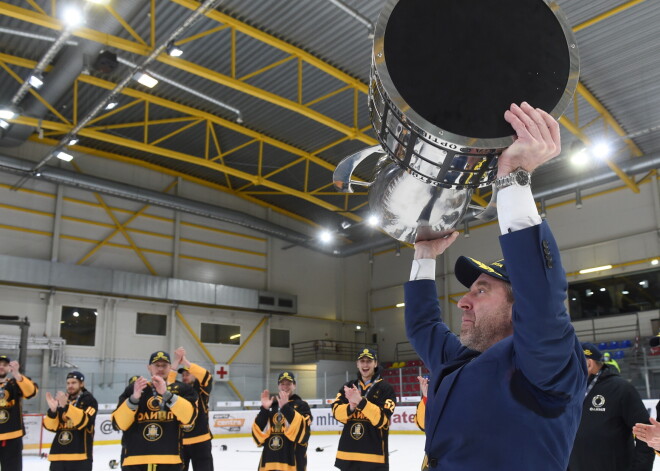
279, 372, 294, 382
359, 349, 374, 359
468, 257, 503, 278
584, 349, 592, 356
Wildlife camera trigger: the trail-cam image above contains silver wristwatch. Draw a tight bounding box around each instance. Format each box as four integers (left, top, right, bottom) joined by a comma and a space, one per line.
493, 167, 531, 190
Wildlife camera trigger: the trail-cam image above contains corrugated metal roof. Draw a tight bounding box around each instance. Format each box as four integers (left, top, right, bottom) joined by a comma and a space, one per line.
1, 0, 659, 248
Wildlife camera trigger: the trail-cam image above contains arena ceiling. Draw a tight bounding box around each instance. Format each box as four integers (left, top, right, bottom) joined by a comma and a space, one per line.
0, 0, 658, 254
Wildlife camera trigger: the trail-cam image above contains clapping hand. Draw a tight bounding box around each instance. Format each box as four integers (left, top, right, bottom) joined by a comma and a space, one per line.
45, 392, 59, 412
55, 391, 68, 408
633, 417, 660, 450
151, 375, 167, 395
417, 376, 429, 398
131, 376, 148, 402
277, 389, 290, 409
261, 389, 274, 409
344, 385, 362, 409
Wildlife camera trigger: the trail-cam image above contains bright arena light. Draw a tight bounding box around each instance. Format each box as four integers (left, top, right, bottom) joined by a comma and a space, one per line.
367, 214, 379, 227
62, 6, 84, 27
591, 142, 612, 159
319, 230, 333, 243
570, 148, 589, 167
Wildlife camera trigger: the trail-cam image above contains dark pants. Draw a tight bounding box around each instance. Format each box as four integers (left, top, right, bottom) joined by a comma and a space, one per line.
122, 465, 183, 471
50, 460, 93, 471
182, 439, 214, 471
0, 437, 22, 471
336, 463, 389, 471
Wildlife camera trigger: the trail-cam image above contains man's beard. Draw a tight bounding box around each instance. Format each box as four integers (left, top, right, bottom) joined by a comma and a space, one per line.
460, 308, 512, 352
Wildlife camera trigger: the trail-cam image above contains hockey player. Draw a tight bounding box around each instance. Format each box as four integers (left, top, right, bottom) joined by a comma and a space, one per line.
332, 349, 396, 470
0, 355, 38, 471
43, 371, 98, 470
252, 371, 312, 471
170, 347, 214, 471
112, 351, 197, 470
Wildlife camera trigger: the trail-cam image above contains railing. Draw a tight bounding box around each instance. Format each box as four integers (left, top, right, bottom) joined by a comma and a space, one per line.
395, 341, 418, 362
292, 340, 378, 363
573, 312, 641, 344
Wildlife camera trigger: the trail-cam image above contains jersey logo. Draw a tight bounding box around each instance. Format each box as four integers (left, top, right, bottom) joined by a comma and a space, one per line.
58, 430, 73, 445
268, 434, 283, 451
350, 422, 364, 440
147, 396, 161, 412
143, 423, 163, 441
0, 409, 9, 424
182, 423, 194, 432
272, 412, 285, 433
592, 395, 605, 408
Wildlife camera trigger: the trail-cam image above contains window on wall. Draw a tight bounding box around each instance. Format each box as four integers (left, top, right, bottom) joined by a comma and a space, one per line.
271, 329, 290, 348
200, 323, 240, 345
136, 313, 167, 336
60, 306, 97, 346
568, 268, 660, 320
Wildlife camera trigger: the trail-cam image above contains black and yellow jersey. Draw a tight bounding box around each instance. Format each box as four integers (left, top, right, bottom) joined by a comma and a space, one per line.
415, 397, 426, 431
332, 373, 396, 469
0, 375, 38, 440
168, 363, 213, 445
111, 379, 197, 466
43, 389, 97, 461
252, 394, 311, 471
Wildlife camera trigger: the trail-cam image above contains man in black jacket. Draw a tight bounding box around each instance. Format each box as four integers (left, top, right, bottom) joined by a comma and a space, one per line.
252, 371, 311, 471
332, 348, 396, 470
568, 343, 654, 471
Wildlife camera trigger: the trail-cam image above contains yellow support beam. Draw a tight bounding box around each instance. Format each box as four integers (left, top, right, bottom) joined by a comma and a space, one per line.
573, 0, 648, 33
227, 316, 268, 365
176, 309, 217, 364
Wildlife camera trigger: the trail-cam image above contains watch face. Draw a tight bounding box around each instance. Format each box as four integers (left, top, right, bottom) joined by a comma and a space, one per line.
515, 171, 530, 186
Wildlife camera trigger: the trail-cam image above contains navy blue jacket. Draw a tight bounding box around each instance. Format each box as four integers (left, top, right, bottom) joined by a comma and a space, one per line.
405, 221, 587, 470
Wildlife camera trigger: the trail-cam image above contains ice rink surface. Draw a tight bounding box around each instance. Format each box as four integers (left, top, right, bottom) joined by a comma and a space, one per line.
23, 433, 660, 470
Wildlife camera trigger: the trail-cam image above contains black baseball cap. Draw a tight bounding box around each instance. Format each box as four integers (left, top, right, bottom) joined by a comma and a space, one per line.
67, 371, 85, 382
149, 351, 171, 364
177, 366, 190, 374
582, 342, 603, 362
278, 371, 296, 383
357, 348, 377, 361
650, 334, 660, 347
0, 355, 10, 364
455, 256, 509, 289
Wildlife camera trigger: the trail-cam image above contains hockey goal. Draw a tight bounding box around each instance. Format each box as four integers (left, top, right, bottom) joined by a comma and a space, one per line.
23, 413, 48, 458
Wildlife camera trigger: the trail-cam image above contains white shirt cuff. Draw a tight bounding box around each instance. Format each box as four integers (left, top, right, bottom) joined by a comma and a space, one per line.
410, 259, 436, 281
497, 185, 542, 234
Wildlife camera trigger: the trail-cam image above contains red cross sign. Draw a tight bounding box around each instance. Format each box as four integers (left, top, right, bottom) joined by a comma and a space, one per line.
214, 364, 230, 382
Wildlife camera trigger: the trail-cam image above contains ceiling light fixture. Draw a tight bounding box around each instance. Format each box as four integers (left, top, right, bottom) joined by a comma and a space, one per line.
396, 303, 405, 308
570, 148, 589, 166
579, 265, 613, 274
319, 230, 333, 243
105, 101, 118, 110
651, 259, 659, 266
591, 141, 612, 160
86, 0, 111, 5
62, 6, 84, 27
229, 333, 241, 339
367, 214, 379, 227
68, 136, 79, 146
28, 73, 44, 89
55, 151, 74, 162
134, 71, 158, 88
166, 41, 184, 57
0, 120, 9, 130
0, 106, 17, 120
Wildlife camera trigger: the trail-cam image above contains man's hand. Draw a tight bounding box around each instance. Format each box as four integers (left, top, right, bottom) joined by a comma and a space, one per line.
174, 346, 190, 369
497, 102, 561, 177
633, 417, 660, 450
151, 375, 167, 395
261, 389, 274, 409
45, 392, 59, 412
277, 390, 290, 409
55, 391, 68, 408
131, 376, 148, 402
8, 361, 22, 381
414, 231, 459, 260
344, 385, 362, 408
417, 376, 429, 398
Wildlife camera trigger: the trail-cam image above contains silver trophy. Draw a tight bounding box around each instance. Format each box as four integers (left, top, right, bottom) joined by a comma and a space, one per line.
333, 0, 579, 243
